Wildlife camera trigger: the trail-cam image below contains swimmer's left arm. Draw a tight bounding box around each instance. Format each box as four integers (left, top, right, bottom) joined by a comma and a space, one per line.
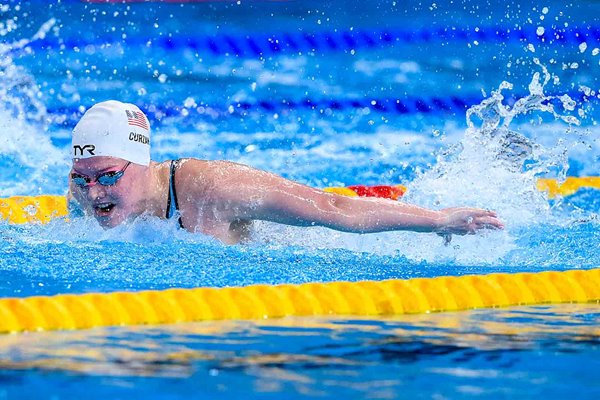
204, 161, 503, 235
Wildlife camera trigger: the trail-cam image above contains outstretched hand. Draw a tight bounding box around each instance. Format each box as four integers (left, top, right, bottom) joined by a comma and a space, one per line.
435, 207, 504, 236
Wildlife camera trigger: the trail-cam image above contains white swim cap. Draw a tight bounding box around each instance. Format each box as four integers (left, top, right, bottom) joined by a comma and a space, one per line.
72, 100, 151, 166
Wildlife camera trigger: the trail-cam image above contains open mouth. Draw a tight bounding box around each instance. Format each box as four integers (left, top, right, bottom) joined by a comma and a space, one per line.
93, 202, 116, 217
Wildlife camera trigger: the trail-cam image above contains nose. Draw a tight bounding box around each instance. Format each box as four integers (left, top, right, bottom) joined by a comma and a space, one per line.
86, 183, 107, 200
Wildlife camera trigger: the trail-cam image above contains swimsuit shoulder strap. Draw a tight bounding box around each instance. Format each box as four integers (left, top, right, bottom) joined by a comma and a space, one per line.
166, 159, 185, 229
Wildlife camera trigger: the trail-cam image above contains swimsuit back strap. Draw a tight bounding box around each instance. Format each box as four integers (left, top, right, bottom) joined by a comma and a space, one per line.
166, 160, 185, 229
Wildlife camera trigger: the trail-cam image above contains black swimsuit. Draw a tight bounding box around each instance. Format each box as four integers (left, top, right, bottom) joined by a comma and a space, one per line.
166, 160, 184, 229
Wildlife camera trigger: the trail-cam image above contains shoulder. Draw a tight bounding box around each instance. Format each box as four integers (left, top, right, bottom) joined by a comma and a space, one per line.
179, 159, 260, 180
175, 158, 249, 176
173, 159, 255, 195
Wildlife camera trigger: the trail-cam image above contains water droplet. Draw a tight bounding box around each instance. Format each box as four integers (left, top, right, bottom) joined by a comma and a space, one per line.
183, 97, 196, 108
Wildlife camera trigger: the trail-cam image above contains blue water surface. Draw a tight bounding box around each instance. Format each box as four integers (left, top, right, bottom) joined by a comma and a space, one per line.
1, 0, 600, 398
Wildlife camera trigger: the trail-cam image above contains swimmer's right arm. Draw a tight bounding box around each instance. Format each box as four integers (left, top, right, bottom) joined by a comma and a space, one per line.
246, 188, 503, 235
189, 161, 503, 236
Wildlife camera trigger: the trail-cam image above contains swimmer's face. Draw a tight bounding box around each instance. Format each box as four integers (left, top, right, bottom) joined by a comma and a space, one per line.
70, 156, 146, 228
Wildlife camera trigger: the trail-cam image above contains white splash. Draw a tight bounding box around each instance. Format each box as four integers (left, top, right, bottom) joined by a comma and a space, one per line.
0, 14, 56, 124
401, 62, 580, 263
0, 9, 65, 196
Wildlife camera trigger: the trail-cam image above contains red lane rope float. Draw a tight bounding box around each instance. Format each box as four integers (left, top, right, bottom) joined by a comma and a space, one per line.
323, 184, 407, 200
325, 177, 600, 200
346, 184, 406, 200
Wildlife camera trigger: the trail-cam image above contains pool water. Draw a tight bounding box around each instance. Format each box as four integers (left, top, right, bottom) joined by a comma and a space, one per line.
1, 305, 600, 399
1, 0, 600, 398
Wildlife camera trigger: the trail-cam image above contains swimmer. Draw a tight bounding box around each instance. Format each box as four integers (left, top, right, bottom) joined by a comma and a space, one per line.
69, 100, 504, 244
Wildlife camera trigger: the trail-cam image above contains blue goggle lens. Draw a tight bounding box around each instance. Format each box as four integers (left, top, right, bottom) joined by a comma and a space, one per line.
71, 169, 127, 187
71, 176, 90, 187
97, 171, 124, 186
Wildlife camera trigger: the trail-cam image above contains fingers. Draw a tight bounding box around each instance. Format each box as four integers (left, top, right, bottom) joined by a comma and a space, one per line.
456, 215, 504, 235
466, 208, 498, 218
444, 208, 498, 220
444, 234, 452, 245
438, 207, 504, 235
459, 218, 503, 236
458, 209, 504, 228
473, 215, 504, 230
480, 210, 498, 217
437, 233, 452, 246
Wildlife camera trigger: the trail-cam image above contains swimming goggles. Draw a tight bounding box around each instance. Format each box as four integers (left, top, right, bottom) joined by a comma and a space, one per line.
71, 161, 131, 187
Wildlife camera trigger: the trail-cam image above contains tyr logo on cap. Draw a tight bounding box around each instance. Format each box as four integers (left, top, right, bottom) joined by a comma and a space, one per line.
73, 144, 96, 156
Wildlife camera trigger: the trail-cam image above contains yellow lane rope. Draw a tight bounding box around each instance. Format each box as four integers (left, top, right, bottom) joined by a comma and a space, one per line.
0, 268, 599, 334
536, 177, 600, 199
1, 176, 599, 225
0, 195, 68, 224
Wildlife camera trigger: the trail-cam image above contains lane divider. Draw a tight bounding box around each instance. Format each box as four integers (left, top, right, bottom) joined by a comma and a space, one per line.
0, 195, 68, 224
27, 26, 600, 58
537, 177, 600, 199
48, 95, 481, 128
47, 90, 596, 128
0, 268, 599, 333
324, 184, 407, 200
1, 177, 598, 225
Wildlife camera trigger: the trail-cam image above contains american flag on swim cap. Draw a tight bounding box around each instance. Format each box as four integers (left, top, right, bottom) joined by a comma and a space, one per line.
125, 109, 149, 130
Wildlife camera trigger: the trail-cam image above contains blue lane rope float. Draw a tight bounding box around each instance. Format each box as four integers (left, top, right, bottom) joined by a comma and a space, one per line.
46, 95, 480, 127
24, 25, 600, 58
46, 90, 598, 128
